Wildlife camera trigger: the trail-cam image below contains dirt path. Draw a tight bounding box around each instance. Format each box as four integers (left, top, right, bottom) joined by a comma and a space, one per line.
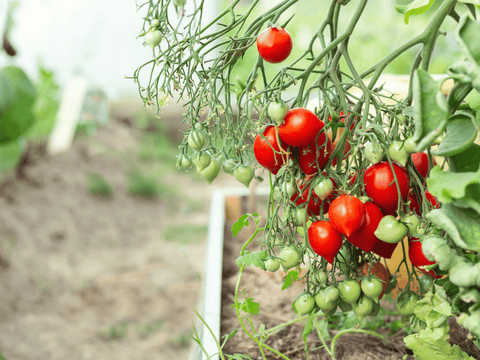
0, 109, 239, 360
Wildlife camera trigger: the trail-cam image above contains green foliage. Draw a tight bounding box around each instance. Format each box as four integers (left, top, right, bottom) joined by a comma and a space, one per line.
282, 270, 299, 290
235, 250, 267, 270
86, 173, 114, 198
432, 113, 478, 156
395, 0, 436, 25
163, 223, 208, 244
231, 213, 258, 237
232, 298, 260, 316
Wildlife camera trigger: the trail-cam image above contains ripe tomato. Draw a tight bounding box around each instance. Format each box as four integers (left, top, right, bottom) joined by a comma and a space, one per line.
292, 179, 334, 216
363, 161, 410, 214
328, 195, 366, 237
297, 136, 332, 175
253, 126, 288, 174
409, 238, 442, 279
256, 26, 292, 64
308, 221, 343, 264
347, 202, 383, 252
370, 240, 398, 259
360, 262, 389, 299
328, 111, 355, 165
278, 108, 324, 147
411, 152, 436, 178
408, 190, 440, 215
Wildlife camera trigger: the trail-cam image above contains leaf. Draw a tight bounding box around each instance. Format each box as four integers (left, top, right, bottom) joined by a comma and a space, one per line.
232, 298, 260, 316
432, 113, 478, 156
0, 139, 25, 173
0, 67, 36, 144
452, 184, 480, 216
282, 270, 298, 290
303, 314, 314, 338
412, 69, 448, 151
222, 329, 238, 342
231, 213, 258, 237
449, 143, 480, 172
427, 204, 480, 251
426, 166, 480, 203
226, 354, 253, 360
456, 14, 480, 66
394, 0, 435, 25
235, 250, 267, 270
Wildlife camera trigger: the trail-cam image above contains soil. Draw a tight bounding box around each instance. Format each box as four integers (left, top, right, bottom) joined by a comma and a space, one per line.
220, 219, 480, 360
0, 103, 236, 360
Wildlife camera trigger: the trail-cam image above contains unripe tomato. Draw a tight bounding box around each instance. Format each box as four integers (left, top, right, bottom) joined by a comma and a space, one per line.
192, 151, 211, 172
265, 258, 280, 272
388, 141, 409, 167
363, 161, 410, 214
339, 280, 361, 304
173, 0, 186, 7
315, 286, 340, 311
145, 29, 163, 49
328, 195, 366, 237
313, 178, 334, 200
234, 165, 254, 188
418, 274, 434, 293
364, 141, 384, 164
295, 293, 316, 316
268, 100, 289, 125
279, 246, 301, 271
360, 262, 389, 299
292, 207, 308, 227
347, 202, 383, 252
404, 138, 417, 153
315, 270, 328, 286
396, 291, 419, 316
361, 277, 384, 303
278, 108, 324, 147
353, 295, 374, 322
308, 221, 343, 264
253, 126, 288, 174
291, 183, 325, 216
188, 129, 206, 151
222, 159, 236, 174
374, 215, 408, 244
256, 26, 292, 64
200, 157, 221, 184
411, 152, 436, 178
177, 154, 192, 169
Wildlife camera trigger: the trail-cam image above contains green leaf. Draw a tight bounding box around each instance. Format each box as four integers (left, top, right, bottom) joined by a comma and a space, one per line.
394, 0, 435, 25
0, 139, 25, 174
231, 213, 258, 237
432, 113, 478, 156
427, 204, 480, 251
0, 67, 36, 143
456, 14, 480, 66
412, 69, 448, 151
226, 354, 253, 360
449, 143, 480, 172
426, 166, 480, 203
235, 250, 267, 270
303, 314, 314, 338
452, 184, 480, 216
222, 329, 238, 342
282, 270, 298, 290
232, 298, 260, 316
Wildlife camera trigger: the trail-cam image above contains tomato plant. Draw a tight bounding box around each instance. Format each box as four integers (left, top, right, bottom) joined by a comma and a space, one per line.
134, 1, 480, 358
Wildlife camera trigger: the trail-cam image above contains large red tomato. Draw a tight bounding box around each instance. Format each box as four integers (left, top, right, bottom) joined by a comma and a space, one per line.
253, 126, 287, 174
411, 152, 436, 178
308, 221, 343, 264
328, 195, 366, 237
256, 27, 292, 64
409, 238, 442, 279
347, 202, 383, 252
278, 108, 324, 147
370, 240, 398, 259
363, 161, 410, 214
297, 136, 332, 175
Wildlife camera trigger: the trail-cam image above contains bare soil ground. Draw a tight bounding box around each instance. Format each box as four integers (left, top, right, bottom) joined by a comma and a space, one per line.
0, 104, 236, 360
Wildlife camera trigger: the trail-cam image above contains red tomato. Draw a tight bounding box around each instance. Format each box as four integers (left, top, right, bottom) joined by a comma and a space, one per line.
328, 111, 355, 166
411, 152, 436, 178
370, 240, 398, 259
278, 108, 324, 147
297, 136, 332, 175
408, 190, 440, 215
363, 161, 410, 214
328, 195, 366, 237
360, 262, 389, 299
409, 238, 442, 279
256, 27, 292, 64
308, 221, 343, 264
347, 202, 383, 252
253, 126, 287, 174
293, 176, 336, 216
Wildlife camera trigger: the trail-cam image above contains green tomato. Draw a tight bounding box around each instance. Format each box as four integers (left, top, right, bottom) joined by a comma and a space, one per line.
370, 301, 381, 317
192, 151, 211, 172
418, 274, 434, 294
314, 287, 340, 311
364, 141, 384, 164
295, 293, 316, 316
353, 295, 374, 322
188, 129, 206, 151
361, 277, 384, 303
313, 178, 334, 200
339, 280, 361, 304
279, 246, 301, 271
388, 141, 409, 167
374, 215, 408, 243
315, 270, 328, 286
177, 154, 192, 169
200, 158, 220, 184
292, 207, 307, 227
145, 29, 163, 49
233, 165, 254, 188
265, 258, 280, 272
173, 0, 186, 7
336, 245, 351, 274
402, 215, 424, 236
281, 180, 296, 198
404, 138, 417, 153
395, 291, 419, 316
268, 100, 289, 125
222, 159, 236, 174
150, 19, 160, 28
